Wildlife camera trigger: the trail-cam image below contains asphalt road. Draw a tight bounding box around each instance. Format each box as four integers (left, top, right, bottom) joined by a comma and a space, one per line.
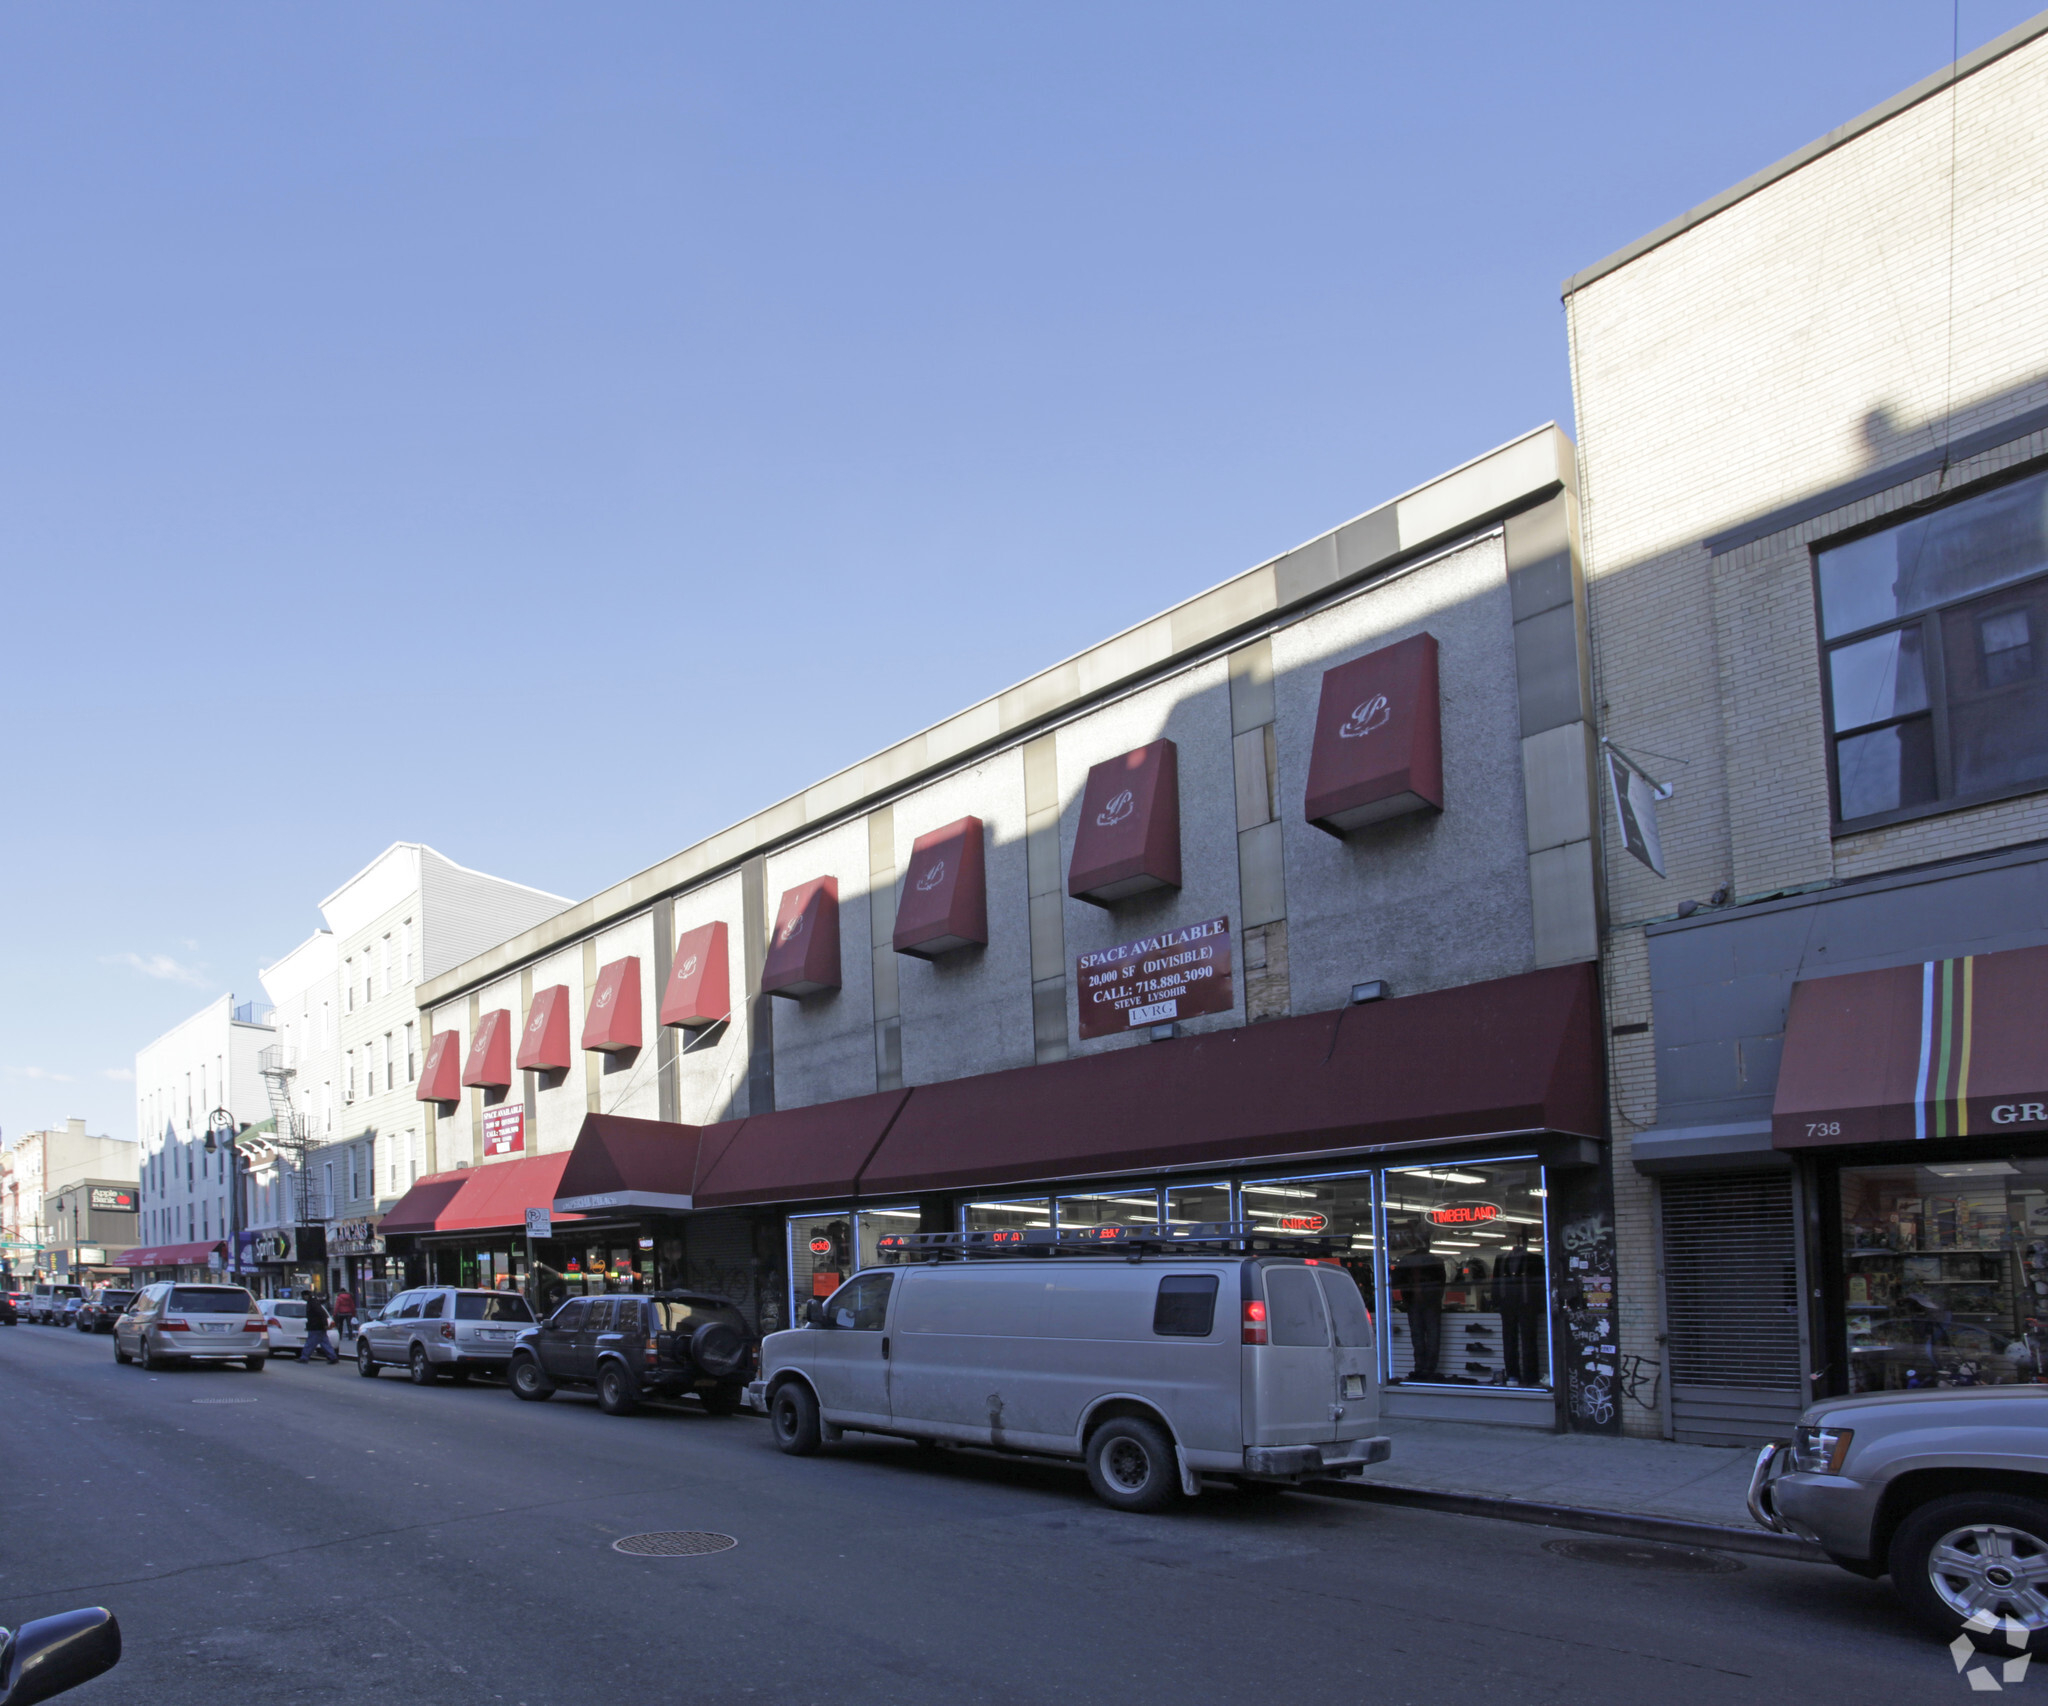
0, 1320, 1978, 1706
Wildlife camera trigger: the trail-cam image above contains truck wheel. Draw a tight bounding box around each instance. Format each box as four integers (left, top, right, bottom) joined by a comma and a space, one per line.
597, 1365, 638, 1416
1891, 1492, 2048, 1648
770, 1382, 821, 1455
510, 1355, 554, 1401
357, 1341, 380, 1378
1086, 1417, 1179, 1513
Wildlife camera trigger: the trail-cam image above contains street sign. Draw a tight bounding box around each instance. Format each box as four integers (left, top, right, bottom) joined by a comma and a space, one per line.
525, 1207, 551, 1239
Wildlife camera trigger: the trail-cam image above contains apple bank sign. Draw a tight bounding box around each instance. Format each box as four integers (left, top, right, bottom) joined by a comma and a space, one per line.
1076, 916, 1234, 1040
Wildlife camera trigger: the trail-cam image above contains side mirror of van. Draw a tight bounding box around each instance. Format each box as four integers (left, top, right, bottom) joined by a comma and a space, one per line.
0, 1608, 121, 1705
803, 1300, 828, 1329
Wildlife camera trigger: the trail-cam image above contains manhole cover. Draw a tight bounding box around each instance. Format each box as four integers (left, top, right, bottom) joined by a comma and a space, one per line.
611, 1531, 737, 1558
191, 1399, 259, 1405
1542, 1536, 1742, 1574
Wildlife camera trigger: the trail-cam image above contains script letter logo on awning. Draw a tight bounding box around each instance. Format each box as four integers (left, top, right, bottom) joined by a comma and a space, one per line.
915, 859, 946, 892
1096, 789, 1135, 828
680, 955, 699, 979
777, 913, 807, 946
1339, 695, 1391, 740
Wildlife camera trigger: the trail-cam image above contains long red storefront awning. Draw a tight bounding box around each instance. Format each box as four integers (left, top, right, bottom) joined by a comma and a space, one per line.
116, 1240, 223, 1268
380, 1153, 586, 1238
1774, 943, 2048, 1148
544, 961, 1601, 1215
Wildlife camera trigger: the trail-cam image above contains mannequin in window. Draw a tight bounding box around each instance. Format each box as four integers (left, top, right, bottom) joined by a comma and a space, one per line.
1491, 1226, 1547, 1387
1391, 1230, 1447, 1381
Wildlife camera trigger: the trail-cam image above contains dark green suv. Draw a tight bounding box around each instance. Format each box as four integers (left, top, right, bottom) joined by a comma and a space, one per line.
507, 1291, 755, 1416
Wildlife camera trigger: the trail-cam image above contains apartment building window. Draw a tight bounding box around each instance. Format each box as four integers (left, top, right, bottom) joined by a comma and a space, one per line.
346, 959, 356, 1011
403, 919, 414, 983
347, 1147, 359, 1203
384, 1031, 396, 1091
345, 1050, 356, 1105
405, 1021, 417, 1083
1820, 468, 2048, 828
322, 1000, 332, 1045
381, 934, 391, 996
323, 1161, 334, 1216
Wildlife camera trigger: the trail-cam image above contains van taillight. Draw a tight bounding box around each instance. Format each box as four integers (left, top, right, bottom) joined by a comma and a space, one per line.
161, 1317, 189, 1332
1242, 1299, 1268, 1345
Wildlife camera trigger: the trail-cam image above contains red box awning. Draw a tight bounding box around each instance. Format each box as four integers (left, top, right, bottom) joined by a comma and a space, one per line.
416, 1031, 463, 1103
461, 1010, 513, 1089
858, 961, 1600, 1196
1305, 633, 1443, 836
552, 1113, 703, 1213
582, 957, 643, 1054
517, 985, 573, 1073
762, 877, 841, 999
382, 1156, 587, 1237
892, 816, 988, 960
661, 922, 731, 1029
116, 1240, 224, 1268
379, 1169, 476, 1236
1069, 740, 1181, 906
1773, 943, 2048, 1148
693, 1088, 911, 1208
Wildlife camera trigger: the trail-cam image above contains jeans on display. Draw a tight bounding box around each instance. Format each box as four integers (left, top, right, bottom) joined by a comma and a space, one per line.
1501, 1300, 1543, 1386
1403, 1303, 1442, 1380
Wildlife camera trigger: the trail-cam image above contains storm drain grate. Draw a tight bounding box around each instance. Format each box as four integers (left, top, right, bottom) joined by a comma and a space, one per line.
1542, 1537, 1742, 1574
611, 1531, 737, 1558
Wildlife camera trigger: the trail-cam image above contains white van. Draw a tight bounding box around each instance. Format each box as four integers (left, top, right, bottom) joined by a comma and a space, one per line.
749, 1225, 1391, 1511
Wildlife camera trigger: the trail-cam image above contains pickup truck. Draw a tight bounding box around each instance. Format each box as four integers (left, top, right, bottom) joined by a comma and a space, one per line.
1751, 1386, 2048, 1649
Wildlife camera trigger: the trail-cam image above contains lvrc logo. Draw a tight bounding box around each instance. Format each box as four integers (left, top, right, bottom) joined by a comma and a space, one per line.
528, 1012, 546, 1034
1339, 694, 1392, 740
1096, 789, 1135, 828
680, 955, 699, 979
594, 985, 614, 1009
1952, 1612, 2033, 1689
915, 859, 946, 893
777, 912, 807, 946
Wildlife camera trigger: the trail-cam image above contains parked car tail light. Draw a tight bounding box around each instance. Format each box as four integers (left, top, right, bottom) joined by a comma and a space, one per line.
242, 1321, 266, 1332
161, 1317, 190, 1332
1242, 1300, 1268, 1345
645, 1336, 660, 1367
440, 1323, 456, 1340
1792, 1425, 1854, 1474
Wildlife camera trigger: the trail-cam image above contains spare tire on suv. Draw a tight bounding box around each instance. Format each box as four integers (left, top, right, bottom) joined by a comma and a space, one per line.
689, 1319, 747, 1378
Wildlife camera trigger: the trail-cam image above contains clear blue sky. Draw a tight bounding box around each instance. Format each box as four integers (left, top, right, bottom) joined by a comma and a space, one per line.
3, 3, 2034, 1143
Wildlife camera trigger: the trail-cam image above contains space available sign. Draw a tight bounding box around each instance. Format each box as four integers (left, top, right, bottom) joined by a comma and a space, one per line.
483, 1104, 526, 1158
1077, 916, 1233, 1040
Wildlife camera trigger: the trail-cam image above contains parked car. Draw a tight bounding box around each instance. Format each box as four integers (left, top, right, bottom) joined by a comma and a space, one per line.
750, 1225, 1392, 1512
26, 1283, 82, 1325
508, 1291, 755, 1415
0, 1292, 16, 1326
1750, 1385, 2048, 1647
356, 1286, 536, 1384
112, 1282, 267, 1371
257, 1298, 309, 1358
74, 1287, 136, 1333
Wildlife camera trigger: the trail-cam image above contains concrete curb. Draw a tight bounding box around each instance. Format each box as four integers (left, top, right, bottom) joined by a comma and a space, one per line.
1307, 1479, 1828, 1563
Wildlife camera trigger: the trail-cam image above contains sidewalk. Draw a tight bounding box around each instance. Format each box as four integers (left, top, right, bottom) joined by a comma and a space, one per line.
1319, 1416, 1819, 1560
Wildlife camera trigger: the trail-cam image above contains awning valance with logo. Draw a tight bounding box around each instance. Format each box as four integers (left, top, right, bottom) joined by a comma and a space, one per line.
382, 1154, 585, 1238
116, 1240, 222, 1268
1772, 943, 2048, 1148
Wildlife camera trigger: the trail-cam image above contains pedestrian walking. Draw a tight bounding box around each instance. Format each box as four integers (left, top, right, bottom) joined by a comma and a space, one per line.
332, 1288, 355, 1342
301, 1291, 340, 1364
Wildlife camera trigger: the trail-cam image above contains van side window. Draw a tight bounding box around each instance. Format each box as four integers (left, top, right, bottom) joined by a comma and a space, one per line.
1152, 1275, 1220, 1337
1264, 1267, 1329, 1346
1314, 1267, 1374, 1347
830, 1273, 893, 1331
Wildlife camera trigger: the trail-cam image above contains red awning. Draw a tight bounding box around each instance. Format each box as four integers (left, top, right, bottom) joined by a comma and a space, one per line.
1774, 944, 2048, 1148
462, 1011, 513, 1089
1069, 740, 1181, 905
694, 1089, 911, 1208
552, 1113, 702, 1213
582, 957, 643, 1054
518, 985, 573, 1072
858, 962, 1600, 1196
1305, 633, 1443, 836
116, 1240, 223, 1268
762, 878, 841, 999
892, 817, 988, 960
379, 1169, 476, 1236
417, 1031, 463, 1103
661, 921, 731, 1029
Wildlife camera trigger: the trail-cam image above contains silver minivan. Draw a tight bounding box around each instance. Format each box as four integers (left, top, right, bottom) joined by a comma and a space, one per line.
114, 1282, 268, 1371
750, 1226, 1391, 1511
357, 1286, 537, 1384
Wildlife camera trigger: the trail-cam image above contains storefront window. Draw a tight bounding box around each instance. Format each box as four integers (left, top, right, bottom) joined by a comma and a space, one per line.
961, 1198, 1050, 1233
1056, 1188, 1162, 1230
788, 1213, 856, 1312
1166, 1182, 1233, 1227
1842, 1158, 2048, 1391
1247, 1173, 1375, 1317
856, 1206, 920, 1265
1382, 1160, 1548, 1390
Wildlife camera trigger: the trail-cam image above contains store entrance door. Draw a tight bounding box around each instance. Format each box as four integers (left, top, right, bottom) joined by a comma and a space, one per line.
1662, 1172, 1803, 1446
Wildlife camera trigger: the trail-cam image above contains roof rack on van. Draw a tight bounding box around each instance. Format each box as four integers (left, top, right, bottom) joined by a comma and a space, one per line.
874, 1222, 1346, 1260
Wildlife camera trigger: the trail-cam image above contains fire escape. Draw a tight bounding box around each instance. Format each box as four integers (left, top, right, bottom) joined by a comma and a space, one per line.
257, 1046, 315, 1226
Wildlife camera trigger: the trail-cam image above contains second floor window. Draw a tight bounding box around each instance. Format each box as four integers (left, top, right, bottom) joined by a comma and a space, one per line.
1821, 468, 2048, 828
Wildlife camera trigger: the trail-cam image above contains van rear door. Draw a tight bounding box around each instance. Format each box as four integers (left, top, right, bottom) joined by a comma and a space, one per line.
1247, 1263, 1337, 1447
1314, 1265, 1379, 1434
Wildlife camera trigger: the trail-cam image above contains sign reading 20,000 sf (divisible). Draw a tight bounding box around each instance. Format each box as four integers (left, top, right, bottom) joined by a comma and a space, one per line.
1077, 916, 1234, 1040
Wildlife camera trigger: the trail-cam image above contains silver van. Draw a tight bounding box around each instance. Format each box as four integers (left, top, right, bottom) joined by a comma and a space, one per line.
749, 1224, 1391, 1511
113, 1282, 267, 1370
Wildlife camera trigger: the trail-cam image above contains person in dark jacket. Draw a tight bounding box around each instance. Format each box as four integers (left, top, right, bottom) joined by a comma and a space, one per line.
301, 1290, 339, 1364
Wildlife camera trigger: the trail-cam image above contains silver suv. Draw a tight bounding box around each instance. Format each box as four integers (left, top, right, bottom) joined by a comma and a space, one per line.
1751, 1386, 2048, 1647
357, 1286, 537, 1384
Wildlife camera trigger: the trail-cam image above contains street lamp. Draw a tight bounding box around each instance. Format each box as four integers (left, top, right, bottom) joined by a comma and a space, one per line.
202, 1108, 244, 1279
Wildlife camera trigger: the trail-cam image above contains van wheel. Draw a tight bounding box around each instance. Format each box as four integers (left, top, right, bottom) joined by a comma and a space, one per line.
1891, 1492, 2048, 1649
114, 1340, 131, 1365
598, 1365, 638, 1416
771, 1383, 822, 1455
510, 1355, 554, 1402
139, 1340, 164, 1373
1086, 1417, 1179, 1513
356, 1341, 380, 1378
